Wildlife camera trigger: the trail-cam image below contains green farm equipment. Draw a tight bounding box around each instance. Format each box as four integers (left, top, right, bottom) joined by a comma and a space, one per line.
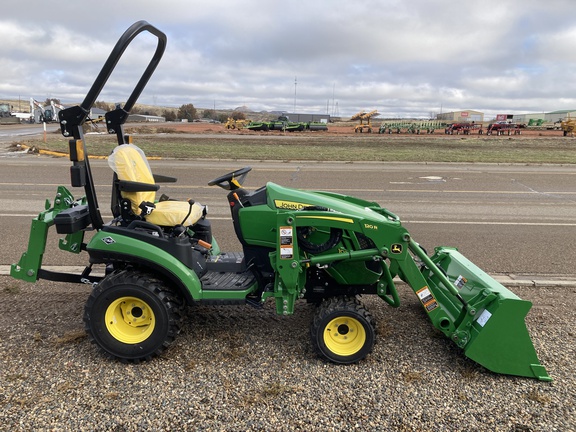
244, 120, 271, 131
11, 22, 550, 381
269, 116, 306, 132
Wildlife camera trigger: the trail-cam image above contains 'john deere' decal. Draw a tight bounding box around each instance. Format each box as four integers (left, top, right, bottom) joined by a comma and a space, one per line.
391, 243, 403, 254
274, 200, 313, 210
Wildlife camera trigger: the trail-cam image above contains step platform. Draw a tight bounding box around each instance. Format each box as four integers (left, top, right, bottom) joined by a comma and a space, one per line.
202, 252, 256, 291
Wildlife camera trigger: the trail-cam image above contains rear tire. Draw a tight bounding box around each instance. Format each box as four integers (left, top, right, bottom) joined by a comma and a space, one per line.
310, 296, 375, 364
84, 270, 183, 362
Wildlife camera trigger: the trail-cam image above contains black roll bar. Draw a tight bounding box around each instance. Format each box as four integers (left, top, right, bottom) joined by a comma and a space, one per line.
57, 21, 167, 230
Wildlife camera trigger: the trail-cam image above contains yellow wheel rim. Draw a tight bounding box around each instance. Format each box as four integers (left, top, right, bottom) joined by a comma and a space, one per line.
323, 316, 366, 357
105, 296, 155, 344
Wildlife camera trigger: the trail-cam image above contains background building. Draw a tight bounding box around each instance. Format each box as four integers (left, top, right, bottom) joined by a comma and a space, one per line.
436, 110, 483, 123
127, 114, 166, 122
512, 110, 576, 125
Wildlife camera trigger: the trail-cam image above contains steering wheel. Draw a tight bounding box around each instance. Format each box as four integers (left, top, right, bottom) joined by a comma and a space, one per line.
208, 166, 252, 190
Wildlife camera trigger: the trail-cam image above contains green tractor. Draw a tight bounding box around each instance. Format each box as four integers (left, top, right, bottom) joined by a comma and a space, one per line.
11, 22, 551, 381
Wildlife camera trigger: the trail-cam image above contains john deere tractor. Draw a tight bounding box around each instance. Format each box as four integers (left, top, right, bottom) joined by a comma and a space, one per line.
11, 21, 550, 381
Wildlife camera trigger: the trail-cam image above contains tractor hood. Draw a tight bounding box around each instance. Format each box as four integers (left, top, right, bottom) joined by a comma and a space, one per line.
265, 182, 400, 226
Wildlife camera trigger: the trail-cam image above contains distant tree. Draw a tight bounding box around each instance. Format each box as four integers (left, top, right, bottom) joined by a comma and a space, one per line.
178, 103, 197, 121
217, 113, 229, 123
202, 109, 216, 120
94, 101, 113, 111
43, 97, 61, 106
231, 111, 246, 120
161, 109, 176, 122
131, 105, 143, 114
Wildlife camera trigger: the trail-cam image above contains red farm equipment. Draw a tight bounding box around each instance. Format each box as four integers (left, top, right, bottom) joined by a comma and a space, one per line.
444, 123, 483, 135
486, 122, 522, 136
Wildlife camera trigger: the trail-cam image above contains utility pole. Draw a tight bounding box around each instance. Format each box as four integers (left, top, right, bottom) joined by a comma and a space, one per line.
293, 76, 297, 113
332, 82, 335, 115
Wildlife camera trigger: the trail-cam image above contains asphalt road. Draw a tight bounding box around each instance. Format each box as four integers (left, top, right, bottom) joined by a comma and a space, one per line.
2, 148, 576, 276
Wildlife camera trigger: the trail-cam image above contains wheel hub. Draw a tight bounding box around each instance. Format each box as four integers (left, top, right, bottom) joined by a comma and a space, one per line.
323, 316, 366, 356
105, 296, 156, 344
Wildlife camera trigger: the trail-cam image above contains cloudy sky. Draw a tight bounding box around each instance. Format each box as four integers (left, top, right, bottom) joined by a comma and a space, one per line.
2, 0, 576, 119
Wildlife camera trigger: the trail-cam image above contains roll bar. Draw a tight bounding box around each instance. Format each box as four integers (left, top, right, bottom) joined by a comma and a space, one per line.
59, 20, 167, 140
57, 21, 167, 230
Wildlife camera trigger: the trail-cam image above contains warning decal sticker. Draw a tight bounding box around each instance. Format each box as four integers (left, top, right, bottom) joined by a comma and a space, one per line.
280, 226, 294, 259
416, 286, 439, 312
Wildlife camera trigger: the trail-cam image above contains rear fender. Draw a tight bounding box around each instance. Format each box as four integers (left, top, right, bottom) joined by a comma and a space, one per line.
87, 230, 203, 304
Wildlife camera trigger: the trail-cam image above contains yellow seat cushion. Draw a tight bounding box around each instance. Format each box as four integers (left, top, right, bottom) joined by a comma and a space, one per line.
146, 200, 204, 226
108, 144, 203, 226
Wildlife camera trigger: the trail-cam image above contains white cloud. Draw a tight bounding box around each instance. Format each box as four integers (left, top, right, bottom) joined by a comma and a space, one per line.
1, 0, 576, 118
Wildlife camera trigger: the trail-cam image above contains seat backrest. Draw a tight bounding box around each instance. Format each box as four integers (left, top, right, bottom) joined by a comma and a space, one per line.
108, 144, 155, 214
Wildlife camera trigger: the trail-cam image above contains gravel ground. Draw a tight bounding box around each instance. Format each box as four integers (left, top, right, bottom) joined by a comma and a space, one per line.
0, 276, 574, 431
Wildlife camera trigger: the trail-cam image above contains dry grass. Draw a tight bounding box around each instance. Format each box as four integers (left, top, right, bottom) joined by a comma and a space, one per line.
53, 330, 86, 345
14, 131, 576, 164
526, 389, 552, 404
3, 281, 21, 294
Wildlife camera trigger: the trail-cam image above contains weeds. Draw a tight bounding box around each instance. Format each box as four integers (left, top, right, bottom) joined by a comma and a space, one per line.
402, 371, 424, 382
3, 282, 21, 294
526, 389, 551, 404
376, 319, 393, 338
53, 330, 86, 345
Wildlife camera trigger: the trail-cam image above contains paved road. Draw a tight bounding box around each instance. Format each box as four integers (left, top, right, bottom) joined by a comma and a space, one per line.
2, 149, 576, 278
0, 122, 60, 143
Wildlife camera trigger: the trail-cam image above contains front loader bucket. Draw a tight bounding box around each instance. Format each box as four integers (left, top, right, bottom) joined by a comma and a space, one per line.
419, 246, 551, 381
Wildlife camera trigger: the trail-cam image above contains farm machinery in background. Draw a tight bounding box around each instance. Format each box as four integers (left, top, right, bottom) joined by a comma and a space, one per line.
269, 116, 306, 131
224, 117, 250, 130
379, 120, 445, 134
243, 115, 328, 132
30, 98, 64, 123
525, 119, 562, 131
352, 110, 379, 133
486, 121, 522, 136
444, 122, 483, 135
560, 115, 576, 136
0, 103, 22, 124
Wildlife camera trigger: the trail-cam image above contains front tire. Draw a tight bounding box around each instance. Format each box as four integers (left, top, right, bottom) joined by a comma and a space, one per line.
310, 296, 375, 364
84, 270, 183, 362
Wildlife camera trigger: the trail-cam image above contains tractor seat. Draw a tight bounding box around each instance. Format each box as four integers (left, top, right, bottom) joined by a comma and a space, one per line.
108, 144, 204, 227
